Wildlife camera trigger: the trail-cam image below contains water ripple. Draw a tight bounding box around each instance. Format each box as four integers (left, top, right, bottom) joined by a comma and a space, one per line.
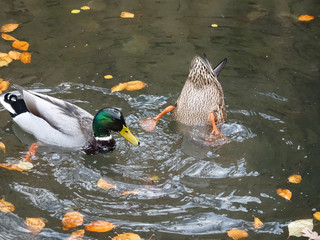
258, 92, 288, 102
12, 183, 74, 215
183, 158, 259, 179
259, 112, 284, 123
159, 212, 283, 235
129, 94, 169, 110
221, 123, 256, 142
181, 191, 261, 213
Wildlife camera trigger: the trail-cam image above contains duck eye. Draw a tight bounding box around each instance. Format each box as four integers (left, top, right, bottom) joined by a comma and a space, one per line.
7, 94, 17, 102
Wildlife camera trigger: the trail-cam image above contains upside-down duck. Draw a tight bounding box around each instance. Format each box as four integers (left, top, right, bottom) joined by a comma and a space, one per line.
140, 54, 229, 143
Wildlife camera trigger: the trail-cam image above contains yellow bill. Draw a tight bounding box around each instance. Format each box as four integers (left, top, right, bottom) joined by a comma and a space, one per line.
118, 126, 140, 146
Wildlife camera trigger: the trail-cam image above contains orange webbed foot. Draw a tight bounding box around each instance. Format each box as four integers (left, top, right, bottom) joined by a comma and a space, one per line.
139, 106, 175, 131
205, 132, 229, 142
139, 117, 158, 131
23, 143, 39, 162
204, 132, 230, 147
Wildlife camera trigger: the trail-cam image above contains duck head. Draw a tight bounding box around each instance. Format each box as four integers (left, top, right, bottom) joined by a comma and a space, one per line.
92, 108, 140, 146
188, 54, 227, 87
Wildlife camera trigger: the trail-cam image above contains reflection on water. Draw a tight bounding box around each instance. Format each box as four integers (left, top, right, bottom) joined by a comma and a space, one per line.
0, 0, 319, 239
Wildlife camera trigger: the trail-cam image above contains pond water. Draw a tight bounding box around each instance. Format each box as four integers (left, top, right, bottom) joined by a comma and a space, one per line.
0, 0, 319, 239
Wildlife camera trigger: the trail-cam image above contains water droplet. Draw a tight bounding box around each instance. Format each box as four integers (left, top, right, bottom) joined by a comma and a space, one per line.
51, 153, 60, 160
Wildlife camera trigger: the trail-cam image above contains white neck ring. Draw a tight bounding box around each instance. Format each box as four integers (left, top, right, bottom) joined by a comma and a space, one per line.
95, 135, 112, 141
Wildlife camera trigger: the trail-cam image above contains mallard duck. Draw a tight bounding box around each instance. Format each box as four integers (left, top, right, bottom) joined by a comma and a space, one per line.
140, 54, 228, 142
0, 85, 140, 154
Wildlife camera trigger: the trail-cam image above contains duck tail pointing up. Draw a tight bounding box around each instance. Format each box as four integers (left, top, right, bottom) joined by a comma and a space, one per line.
202, 54, 227, 78
213, 58, 227, 77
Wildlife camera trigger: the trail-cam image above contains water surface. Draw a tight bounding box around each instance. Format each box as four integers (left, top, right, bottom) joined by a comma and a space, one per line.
0, 0, 319, 239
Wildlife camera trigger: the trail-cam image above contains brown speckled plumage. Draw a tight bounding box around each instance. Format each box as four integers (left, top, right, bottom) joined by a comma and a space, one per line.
172, 55, 227, 126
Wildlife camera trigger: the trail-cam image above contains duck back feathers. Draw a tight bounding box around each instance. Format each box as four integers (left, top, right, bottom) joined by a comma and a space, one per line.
15, 85, 94, 139
172, 55, 227, 126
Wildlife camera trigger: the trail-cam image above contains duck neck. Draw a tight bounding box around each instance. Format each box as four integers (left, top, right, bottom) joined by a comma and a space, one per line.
84, 133, 115, 154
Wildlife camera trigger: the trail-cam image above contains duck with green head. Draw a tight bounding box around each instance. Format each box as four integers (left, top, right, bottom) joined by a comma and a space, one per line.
0, 85, 140, 154
140, 54, 229, 143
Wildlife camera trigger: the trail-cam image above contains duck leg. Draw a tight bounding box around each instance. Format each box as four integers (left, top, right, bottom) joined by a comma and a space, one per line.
23, 143, 39, 162
209, 113, 220, 135
205, 113, 228, 142
139, 106, 175, 131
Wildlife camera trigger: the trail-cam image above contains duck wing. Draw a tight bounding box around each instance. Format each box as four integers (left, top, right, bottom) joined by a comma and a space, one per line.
13, 85, 94, 139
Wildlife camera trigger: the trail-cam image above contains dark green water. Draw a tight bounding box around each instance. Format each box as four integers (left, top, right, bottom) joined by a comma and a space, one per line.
0, 0, 319, 239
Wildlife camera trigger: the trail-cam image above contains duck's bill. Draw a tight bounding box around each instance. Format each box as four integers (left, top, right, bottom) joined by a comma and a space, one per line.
119, 126, 140, 146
